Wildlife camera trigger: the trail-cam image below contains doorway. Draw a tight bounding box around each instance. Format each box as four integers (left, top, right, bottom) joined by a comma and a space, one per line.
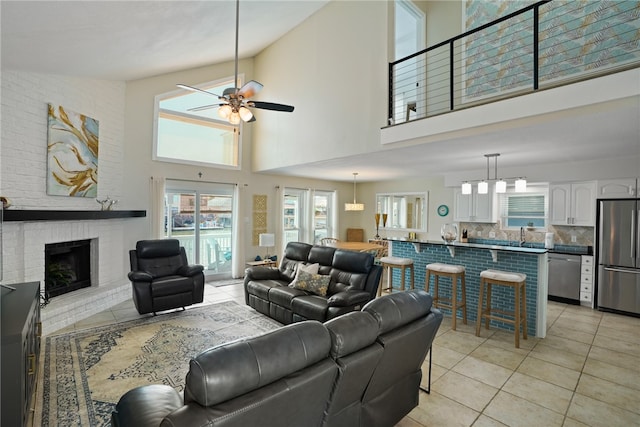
164, 180, 234, 279
394, 0, 426, 122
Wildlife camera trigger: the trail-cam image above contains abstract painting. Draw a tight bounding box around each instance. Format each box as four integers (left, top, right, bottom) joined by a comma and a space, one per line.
47, 104, 99, 197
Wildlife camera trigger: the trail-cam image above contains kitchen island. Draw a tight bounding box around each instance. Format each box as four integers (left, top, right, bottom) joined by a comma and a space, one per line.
386, 238, 548, 338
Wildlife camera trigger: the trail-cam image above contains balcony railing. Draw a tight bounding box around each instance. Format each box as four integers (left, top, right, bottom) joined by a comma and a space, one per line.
388, 0, 640, 125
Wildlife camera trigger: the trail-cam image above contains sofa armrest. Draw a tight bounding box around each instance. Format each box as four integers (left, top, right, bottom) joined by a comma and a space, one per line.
245, 266, 282, 281
112, 384, 182, 427
177, 264, 205, 277
327, 290, 371, 307
128, 271, 153, 282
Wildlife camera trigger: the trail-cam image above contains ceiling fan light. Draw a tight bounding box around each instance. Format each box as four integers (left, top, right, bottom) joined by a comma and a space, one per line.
461, 182, 472, 195
496, 179, 507, 193
228, 111, 241, 125
218, 104, 232, 119
515, 178, 527, 192
239, 106, 253, 122
478, 181, 489, 194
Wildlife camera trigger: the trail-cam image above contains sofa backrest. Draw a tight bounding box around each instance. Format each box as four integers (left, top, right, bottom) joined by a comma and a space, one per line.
322, 311, 383, 427
360, 290, 443, 427
308, 245, 337, 274
327, 249, 375, 295
184, 320, 331, 406
277, 242, 381, 300
163, 320, 338, 427
131, 239, 187, 278
278, 242, 313, 281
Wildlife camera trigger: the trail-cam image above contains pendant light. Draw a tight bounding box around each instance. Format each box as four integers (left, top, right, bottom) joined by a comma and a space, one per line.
345, 172, 365, 211
460, 154, 527, 194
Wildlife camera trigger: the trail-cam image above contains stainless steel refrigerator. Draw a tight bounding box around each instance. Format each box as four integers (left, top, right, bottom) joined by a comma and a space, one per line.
597, 199, 640, 315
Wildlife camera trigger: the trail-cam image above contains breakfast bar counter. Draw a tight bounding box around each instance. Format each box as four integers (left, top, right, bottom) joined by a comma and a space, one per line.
385, 238, 549, 337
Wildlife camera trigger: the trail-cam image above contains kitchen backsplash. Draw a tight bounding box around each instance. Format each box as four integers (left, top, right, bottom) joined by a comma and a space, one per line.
459, 222, 594, 247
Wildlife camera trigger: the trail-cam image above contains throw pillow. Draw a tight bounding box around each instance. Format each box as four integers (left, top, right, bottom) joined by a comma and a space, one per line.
289, 263, 319, 288
291, 270, 330, 297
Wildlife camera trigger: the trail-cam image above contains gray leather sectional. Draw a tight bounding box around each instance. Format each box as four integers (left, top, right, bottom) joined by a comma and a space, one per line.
111, 290, 443, 427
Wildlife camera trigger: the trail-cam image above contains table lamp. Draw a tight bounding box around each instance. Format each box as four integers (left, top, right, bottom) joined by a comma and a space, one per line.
259, 233, 275, 260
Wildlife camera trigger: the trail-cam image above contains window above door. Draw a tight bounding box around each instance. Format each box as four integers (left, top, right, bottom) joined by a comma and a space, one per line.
153, 77, 241, 168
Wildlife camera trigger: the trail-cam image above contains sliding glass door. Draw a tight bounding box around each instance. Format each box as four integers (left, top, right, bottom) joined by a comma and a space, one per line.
165, 180, 234, 279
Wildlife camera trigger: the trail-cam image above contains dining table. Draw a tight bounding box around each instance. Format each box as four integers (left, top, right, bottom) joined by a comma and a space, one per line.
325, 241, 384, 253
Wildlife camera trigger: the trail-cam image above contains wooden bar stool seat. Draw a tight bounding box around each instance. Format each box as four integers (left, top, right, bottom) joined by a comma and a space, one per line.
378, 256, 414, 297
476, 269, 528, 348
426, 263, 467, 330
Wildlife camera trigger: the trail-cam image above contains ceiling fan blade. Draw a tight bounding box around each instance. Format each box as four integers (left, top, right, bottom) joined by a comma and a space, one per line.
177, 84, 222, 99
238, 80, 263, 99
187, 103, 224, 112
251, 101, 295, 112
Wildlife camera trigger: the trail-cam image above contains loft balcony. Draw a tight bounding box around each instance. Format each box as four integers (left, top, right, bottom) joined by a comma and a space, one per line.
385, 0, 640, 135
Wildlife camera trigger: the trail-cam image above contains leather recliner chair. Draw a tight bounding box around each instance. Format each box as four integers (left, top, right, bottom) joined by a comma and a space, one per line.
128, 239, 205, 315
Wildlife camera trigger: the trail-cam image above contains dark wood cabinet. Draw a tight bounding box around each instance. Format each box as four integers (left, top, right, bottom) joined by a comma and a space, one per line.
1, 281, 41, 427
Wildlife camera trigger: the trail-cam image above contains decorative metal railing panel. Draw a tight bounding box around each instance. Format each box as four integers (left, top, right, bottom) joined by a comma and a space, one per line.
389, 0, 640, 125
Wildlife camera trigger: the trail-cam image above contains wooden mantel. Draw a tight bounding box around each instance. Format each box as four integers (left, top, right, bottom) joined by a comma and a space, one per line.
3, 210, 146, 222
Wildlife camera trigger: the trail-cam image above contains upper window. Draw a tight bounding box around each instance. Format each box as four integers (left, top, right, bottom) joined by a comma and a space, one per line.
498, 185, 548, 228
153, 77, 240, 168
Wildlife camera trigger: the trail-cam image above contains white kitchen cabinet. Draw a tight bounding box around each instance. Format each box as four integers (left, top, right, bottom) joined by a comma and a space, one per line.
453, 187, 496, 223
597, 178, 638, 199
580, 255, 594, 307
549, 181, 596, 226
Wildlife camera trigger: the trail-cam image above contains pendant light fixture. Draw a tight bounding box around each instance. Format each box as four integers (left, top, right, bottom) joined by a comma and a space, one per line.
461, 154, 527, 194
345, 172, 365, 211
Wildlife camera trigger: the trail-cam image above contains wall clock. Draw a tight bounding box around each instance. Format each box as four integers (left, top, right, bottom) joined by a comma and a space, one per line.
437, 204, 449, 217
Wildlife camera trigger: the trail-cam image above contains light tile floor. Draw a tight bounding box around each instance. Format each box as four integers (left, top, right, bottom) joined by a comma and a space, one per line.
53, 282, 640, 427
404, 300, 640, 427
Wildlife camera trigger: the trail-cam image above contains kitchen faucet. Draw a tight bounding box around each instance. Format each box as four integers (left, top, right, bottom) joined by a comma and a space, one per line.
520, 227, 525, 247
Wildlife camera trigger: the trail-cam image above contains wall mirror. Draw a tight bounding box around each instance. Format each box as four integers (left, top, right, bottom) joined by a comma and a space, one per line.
376, 192, 428, 231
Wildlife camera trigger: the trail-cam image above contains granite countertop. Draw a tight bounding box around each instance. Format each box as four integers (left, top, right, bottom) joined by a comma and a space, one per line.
386, 237, 548, 254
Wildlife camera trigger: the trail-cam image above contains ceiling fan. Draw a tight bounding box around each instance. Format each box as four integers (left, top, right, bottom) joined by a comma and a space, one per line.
177, 0, 294, 125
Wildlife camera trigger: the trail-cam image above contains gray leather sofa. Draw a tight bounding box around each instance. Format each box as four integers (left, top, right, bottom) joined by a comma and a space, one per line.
111, 290, 443, 427
244, 242, 383, 323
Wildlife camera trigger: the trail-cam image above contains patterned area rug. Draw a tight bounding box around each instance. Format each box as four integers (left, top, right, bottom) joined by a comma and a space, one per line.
35, 301, 281, 427
211, 278, 245, 287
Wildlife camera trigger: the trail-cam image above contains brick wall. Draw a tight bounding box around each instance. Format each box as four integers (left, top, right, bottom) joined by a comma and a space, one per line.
1, 70, 132, 334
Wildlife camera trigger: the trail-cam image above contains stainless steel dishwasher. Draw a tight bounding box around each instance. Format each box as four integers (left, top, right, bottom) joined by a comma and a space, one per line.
548, 253, 581, 303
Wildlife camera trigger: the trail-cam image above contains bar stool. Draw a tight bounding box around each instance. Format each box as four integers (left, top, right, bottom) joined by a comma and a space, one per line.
377, 256, 414, 297
476, 269, 528, 348
425, 263, 467, 330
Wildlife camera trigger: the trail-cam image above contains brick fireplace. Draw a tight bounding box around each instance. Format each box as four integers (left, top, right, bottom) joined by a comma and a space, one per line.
3, 210, 145, 335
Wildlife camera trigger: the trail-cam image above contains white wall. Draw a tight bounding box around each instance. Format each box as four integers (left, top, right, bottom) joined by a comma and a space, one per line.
252, 0, 389, 172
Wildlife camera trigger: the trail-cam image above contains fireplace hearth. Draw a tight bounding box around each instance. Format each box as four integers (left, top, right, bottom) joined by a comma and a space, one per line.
45, 239, 92, 299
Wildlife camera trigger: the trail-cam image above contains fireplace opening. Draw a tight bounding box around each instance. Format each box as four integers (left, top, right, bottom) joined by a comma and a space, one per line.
45, 239, 92, 298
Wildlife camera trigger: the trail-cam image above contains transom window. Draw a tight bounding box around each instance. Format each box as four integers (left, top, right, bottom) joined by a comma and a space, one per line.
153, 77, 241, 168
